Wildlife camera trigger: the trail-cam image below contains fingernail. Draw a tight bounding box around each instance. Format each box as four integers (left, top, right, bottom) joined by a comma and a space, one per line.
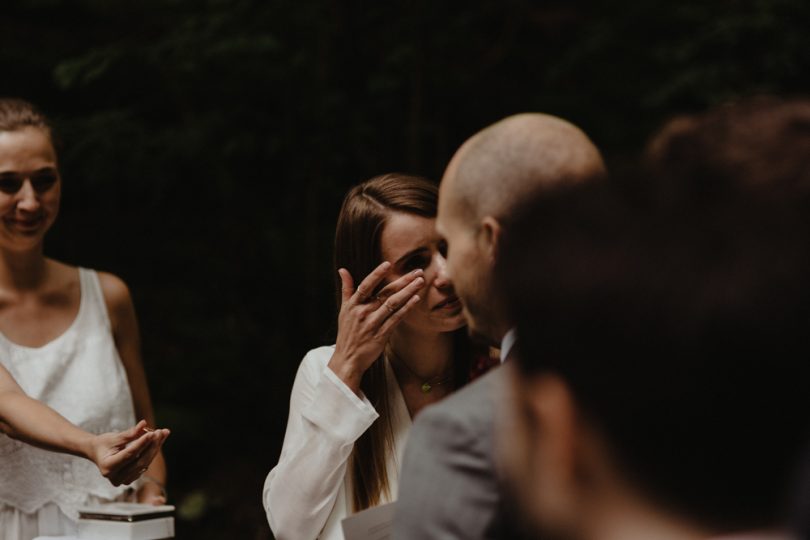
412, 269, 423, 276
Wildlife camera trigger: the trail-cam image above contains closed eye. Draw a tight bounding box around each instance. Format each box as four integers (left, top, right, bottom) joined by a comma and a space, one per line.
0, 169, 59, 194
30, 170, 59, 192
0, 175, 23, 194
402, 254, 430, 272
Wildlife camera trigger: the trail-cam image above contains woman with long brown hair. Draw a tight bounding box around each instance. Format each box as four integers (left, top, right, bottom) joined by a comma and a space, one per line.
263, 174, 480, 540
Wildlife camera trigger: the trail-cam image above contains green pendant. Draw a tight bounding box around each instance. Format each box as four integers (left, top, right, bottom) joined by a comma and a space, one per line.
421, 382, 432, 393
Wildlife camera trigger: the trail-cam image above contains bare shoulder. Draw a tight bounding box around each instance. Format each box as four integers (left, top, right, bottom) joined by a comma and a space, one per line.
96, 272, 136, 332
97, 272, 132, 307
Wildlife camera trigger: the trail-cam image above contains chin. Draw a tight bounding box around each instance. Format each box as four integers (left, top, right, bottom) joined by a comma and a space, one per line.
432, 310, 467, 333
431, 320, 464, 335
445, 319, 467, 333
0, 235, 46, 252
450, 313, 468, 330
462, 312, 486, 338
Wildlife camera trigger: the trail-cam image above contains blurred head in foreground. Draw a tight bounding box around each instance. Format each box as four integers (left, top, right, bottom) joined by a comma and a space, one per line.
497, 97, 810, 540
645, 95, 810, 214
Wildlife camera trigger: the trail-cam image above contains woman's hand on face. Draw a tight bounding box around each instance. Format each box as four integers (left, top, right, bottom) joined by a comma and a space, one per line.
329, 261, 424, 393
89, 420, 170, 487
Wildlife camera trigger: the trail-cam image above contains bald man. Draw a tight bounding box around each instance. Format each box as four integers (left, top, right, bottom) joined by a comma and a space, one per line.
392, 114, 605, 539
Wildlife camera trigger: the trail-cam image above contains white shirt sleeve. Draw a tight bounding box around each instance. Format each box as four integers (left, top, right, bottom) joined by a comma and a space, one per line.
263, 346, 379, 540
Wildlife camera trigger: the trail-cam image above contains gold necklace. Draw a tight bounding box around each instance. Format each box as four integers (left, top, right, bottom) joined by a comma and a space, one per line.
387, 348, 452, 394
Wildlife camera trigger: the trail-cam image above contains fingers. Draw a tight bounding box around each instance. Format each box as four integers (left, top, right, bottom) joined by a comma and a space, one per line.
116, 420, 150, 446
102, 434, 156, 485
338, 268, 355, 304
117, 426, 154, 457
102, 426, 170, 486
368, 274, 424, 326
382, 273, 424, 308
377, 294, 421, 337
352, 261, 391, 303
374, 268, 424, 301
113, 431, 168, 485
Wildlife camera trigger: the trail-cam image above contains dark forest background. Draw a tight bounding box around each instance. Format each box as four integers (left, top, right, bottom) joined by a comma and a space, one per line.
2, 1, 809, 538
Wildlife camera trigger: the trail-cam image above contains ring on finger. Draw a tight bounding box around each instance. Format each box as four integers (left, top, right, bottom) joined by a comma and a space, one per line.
356, 289, 371, 303
383, 302, 396, 313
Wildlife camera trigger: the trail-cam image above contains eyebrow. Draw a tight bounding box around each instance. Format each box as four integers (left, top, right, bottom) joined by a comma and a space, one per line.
394, 246, 429, 265
0, 167, 58, 177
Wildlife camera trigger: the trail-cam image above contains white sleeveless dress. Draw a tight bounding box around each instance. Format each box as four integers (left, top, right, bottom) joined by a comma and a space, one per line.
0, 268, 137, 540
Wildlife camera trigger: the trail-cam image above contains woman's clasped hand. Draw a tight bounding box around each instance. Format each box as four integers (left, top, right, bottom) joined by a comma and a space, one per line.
329, 262, 424, 393
91, 420, 170, 489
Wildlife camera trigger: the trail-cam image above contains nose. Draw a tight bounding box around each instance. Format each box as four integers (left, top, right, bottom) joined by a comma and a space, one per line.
433, 254, 453, 291
16, 180, 40, 212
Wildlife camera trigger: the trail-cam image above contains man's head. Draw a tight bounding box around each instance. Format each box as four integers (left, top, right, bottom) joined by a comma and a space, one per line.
497, 100, 810, 538
437, 113, 605, 343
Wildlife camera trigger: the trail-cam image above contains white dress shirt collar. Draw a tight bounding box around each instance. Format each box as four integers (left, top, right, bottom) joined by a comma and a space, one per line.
500, 328, 517, 363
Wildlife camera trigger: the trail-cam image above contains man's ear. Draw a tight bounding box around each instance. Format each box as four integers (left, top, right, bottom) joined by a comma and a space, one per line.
479, 216, 503, 263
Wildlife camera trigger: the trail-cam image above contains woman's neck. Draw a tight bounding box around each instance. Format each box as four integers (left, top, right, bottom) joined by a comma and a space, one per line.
387, 325, 454, 381
0, 248, 48, 291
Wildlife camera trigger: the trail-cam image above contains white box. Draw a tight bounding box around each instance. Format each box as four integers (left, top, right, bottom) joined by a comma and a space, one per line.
77, 503, 175, 540
77, 517, 173, 540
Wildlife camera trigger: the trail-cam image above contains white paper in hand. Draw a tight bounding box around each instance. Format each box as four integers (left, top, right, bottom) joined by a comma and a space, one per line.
341, 502, 396, 540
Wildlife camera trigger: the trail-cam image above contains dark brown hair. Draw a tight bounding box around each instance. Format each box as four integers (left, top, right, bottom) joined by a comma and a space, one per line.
0, 98, 53, 137
0, 97, 60, 162
334, 173, 471, 511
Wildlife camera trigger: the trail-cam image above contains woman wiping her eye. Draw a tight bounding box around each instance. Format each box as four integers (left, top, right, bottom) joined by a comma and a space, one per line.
263, 173, 493, 540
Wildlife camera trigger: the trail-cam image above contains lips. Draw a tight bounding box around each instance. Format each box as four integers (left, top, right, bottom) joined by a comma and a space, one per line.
433, 295, 461, 311
5, 216, 44, 231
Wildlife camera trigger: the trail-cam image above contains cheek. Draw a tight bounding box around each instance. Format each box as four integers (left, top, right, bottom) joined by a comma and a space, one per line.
35, 183, 61, 211
451, 244, 479, 281
48, 185, 62, 207
502, 390, 536, 479
400, 302, 432, 329
507, 395, 552, 529
43, 193, 61, 224
0, 195, 14, 212
496, 384, 541, 527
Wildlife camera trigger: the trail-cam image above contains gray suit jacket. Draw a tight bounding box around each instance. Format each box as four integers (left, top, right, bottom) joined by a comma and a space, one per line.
393, 365, 519, 539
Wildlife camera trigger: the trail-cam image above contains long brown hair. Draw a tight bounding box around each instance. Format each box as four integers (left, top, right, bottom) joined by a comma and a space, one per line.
334, 173, 471, 512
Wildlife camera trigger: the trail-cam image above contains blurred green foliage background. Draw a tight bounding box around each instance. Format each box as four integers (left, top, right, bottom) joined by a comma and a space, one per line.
1, 0, 809, 537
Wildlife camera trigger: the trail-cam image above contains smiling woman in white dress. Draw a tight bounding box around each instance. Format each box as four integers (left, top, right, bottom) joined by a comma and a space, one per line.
0, 98, 168, 540
263, 174, 476, 540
